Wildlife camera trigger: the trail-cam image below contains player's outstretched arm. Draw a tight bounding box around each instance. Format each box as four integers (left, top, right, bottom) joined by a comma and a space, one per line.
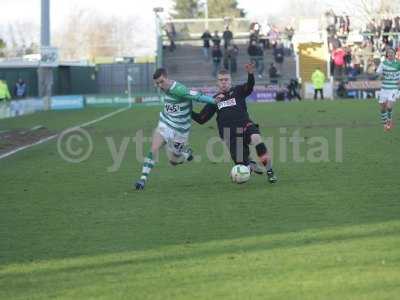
239, 63, 255, 97
169, 83, 216, 104
182, 86, 216, 104
192, 104, 216, 124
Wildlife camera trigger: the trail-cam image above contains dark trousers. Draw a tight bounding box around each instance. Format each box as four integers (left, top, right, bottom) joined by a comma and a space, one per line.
314, 88, 324, 100
288, 89, 302, 100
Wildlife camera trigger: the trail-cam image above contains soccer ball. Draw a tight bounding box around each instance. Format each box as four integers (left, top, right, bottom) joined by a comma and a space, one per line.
230, 164, 251, 184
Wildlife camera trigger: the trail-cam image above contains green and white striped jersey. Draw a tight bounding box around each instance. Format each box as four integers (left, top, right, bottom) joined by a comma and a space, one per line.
376, 59, 400, 90
160, 81, 215, 133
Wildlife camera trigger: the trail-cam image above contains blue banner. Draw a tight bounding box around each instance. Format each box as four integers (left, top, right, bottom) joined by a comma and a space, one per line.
51, 95, 84, 110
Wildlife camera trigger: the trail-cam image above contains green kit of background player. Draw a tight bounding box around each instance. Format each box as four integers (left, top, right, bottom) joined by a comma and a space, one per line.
376, 48, 400, 132
135, 68, 217, 190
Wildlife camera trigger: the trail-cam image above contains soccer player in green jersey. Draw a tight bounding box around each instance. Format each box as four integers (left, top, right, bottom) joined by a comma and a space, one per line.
135, 68, 217, 190
376, 48, 400, 131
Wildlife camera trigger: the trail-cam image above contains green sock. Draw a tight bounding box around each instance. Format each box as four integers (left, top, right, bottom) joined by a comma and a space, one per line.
387, 109, 392, 121
140, 152, 155, 181
381, 111, 388, 124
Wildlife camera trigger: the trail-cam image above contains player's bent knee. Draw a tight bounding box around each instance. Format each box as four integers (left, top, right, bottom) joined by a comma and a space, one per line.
250, 134, 262, 145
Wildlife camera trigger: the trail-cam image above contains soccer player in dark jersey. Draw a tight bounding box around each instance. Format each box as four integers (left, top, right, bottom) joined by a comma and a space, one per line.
192, 64, 277, 183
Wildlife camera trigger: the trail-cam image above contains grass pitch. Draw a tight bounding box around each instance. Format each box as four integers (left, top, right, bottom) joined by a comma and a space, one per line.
0, 100, 399, 299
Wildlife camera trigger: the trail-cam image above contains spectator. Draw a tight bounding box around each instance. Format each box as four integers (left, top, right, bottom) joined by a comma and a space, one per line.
332, 46, 346, 78
260, 22, 271, 49
337, 80, 347, 98
268, 63, 279, 84
212, 30, 221, 47
201, 30, 212, 60
351, 45, 362, 74
344, 46, 352, 71
14, 78, 27, 99
287, 79, 301, 101
268, 26, 280, 48
275, 84, 286, 101
0, 79, 11, 101
248, 40, 264, 78
211, 45, 222, 77
345, 15, 351, 34
222, 26, 233, 49
311, 68, 326, 100
224, 44, 239, 74
164, 18, 176, 52
273, 42, 285, 73
250, 22, 261, 41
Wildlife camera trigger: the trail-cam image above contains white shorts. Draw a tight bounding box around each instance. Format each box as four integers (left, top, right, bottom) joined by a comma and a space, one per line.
156, 121, 189, 156
378, 89, 398, 103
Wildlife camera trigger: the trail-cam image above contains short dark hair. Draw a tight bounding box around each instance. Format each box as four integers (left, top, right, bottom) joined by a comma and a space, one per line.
217, 69, 230, 76
153, 68, 168, 80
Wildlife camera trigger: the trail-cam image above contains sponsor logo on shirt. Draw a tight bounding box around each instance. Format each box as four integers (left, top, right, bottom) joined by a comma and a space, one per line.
217, 98, 236, 109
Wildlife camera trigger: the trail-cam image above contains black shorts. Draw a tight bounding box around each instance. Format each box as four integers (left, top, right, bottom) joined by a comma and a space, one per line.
218, 121, 261, 165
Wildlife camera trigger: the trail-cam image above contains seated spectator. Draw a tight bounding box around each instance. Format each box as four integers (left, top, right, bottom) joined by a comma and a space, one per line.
337, 80, 347, 98
268, 63, 279, 84
275, 84, 286, 101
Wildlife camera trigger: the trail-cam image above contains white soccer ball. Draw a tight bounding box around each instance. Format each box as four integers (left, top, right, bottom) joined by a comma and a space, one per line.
230, 164, 251, 184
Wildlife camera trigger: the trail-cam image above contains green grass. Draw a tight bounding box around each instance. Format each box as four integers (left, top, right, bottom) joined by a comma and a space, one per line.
0, 100, 400, 299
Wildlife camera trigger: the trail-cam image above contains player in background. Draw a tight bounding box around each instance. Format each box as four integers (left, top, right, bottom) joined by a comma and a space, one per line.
192, 64, 277, 183
376, 47, 400, 131
135, 68, 217, 190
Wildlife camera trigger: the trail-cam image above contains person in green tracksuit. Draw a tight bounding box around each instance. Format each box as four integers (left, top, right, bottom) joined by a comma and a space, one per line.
0, 79, 11, 101
135, 68, 217, 190
311, 68, 325, 100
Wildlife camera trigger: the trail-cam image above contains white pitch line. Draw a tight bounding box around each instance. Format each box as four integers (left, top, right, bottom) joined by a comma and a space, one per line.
0, 106, 130, 160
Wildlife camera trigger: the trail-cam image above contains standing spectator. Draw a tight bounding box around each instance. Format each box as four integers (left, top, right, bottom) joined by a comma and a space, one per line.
344, 46, 352, 71
287, 79, 301, 101
201, 30, 212, 60
248, 40, 264, 78
222, 26, 233, 49
260, 22, 271, 49
311, 68, 326, 100
0, 79, 11, 101
352, 44, 362, 74
382, 17, 392, 46
164, 18, 176, 52
268, 26, 280, 48
332, 46, 346, 79
14, 78, 27, 99
211, 45, 222, 77
273, 42, 285, 73
249, 29, 258, 44
268, 63, 279, 84
212, 30, 221, 47
339, 15, 346, 35
225, 44, 239, 74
